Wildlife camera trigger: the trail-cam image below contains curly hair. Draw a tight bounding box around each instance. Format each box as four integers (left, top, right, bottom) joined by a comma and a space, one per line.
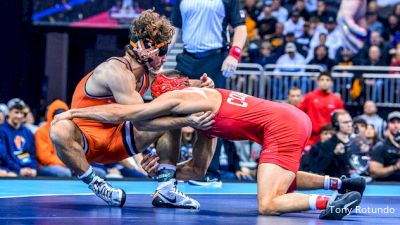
130, 10, 175, 44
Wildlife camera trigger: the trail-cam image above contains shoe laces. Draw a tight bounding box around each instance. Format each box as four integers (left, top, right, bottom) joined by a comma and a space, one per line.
93, 180, 114, 201
171, 182, 189, 199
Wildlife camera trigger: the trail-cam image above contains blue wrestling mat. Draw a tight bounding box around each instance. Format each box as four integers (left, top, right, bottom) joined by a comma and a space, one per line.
0, 180, 399, 224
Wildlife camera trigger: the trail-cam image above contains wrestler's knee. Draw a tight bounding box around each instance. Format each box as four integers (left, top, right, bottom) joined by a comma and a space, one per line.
258, 197, 281, 216
50, 120, 78, 146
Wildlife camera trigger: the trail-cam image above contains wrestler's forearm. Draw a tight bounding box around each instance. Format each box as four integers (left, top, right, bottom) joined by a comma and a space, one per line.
133, 116, 189, 131
69, 107, 125, 124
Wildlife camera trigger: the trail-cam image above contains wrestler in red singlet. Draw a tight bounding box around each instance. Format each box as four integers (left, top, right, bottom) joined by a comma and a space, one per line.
201, 88, 312, 174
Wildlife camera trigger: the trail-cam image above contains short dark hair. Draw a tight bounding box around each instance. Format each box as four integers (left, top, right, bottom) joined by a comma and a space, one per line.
320, 124, 334, 133
353, 116, 367, 127
318, 72, 332, 80
289, 86, 301, 93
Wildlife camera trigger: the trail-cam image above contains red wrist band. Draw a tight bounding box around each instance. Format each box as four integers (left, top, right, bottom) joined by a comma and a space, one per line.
229, 45, 242, 60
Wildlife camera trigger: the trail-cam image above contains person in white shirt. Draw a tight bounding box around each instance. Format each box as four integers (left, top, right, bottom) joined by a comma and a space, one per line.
306, 16, 342, 62
271, 0, 288, 23
359, 100, 387, 139
284, 11, 305, 38
273, 43, 306, 99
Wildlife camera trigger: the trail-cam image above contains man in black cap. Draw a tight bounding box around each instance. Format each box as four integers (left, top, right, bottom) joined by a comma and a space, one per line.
369, 111, 400, 181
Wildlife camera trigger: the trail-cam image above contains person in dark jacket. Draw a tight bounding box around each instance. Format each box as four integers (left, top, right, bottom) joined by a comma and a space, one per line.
310, 110, 353, 177
0, 98, 37, 176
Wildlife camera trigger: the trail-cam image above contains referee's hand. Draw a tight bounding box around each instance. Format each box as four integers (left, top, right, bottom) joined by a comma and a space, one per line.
221, 55, 238, 78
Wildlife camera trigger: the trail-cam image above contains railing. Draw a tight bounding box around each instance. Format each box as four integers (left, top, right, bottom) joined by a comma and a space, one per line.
225, 64, 400, 107
331, 66, 400, 107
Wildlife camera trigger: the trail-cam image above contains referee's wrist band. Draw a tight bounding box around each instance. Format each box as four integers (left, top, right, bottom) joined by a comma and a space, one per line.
229, 45, 242, 60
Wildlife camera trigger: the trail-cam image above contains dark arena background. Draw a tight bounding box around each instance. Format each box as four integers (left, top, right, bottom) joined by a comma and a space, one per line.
0, 0, 400, 224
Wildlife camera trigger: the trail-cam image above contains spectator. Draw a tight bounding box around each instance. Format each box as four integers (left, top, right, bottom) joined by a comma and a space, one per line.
305, 0, 318, 13
244, 0, 262, 21
233, 140, 260, 180
390, 47, 400, 68
292, 0, 310, 21
253, 41, 278, 66
219, 140, 259, 181
307, 16, 342, 62
35, 99, 71, 177
382, 15, 400, 41
365, 124, 379, 148
361, 45, 386, 66
273, 43, 306, 99
0, 98, 37, 177
22, 105, 39, 134
256, 4, 277, 40
269, 23, 285, 50
287, 86, 302, 107
0, 139, 17, 177
310, 0, 336, 24
394, 3, 400, 19
369, 111, 400, 181
309, 110, 354, 177
359, 100, 387, 139
348, 117, 370, 177
0, 104, 7, 125
245, 11, 258, 41
300, 124, 335, 172
335, 47, 355, 66
271, 0, 288, 23
296, 22, 312, 57
283, 10, 305, 38
366, 10, 384, 35
308, 45, 335, 71
298, 72, 345, 147
275, 42, 306, 72
357, 31, 390, 65
361, 46, 387, 101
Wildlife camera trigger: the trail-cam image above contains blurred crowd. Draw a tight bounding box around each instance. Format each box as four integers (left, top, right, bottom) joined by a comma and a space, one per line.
241, 0, 400, 70
0, 98, 148, 179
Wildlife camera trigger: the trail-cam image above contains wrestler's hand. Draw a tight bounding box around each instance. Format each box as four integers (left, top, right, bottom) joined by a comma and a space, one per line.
200, 73, 215, 88
140, 153, 159, 177
186, 111, 215, 131
51, 110, 73, 126
221, 55, 238, 78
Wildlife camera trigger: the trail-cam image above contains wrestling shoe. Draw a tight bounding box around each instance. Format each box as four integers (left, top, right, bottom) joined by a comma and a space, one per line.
152, 180, 200, 209
339, 176, 366, 196
89, 176, 126, 207
319, 191, 361, 220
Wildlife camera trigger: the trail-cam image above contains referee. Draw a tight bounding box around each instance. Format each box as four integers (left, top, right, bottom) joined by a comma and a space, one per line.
171, 0, 247, 88
171, 0, 247, 186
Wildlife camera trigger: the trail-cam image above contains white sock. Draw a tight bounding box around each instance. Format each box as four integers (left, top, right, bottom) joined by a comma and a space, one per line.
323, 175, 330, 190
309, 194, 318, 210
